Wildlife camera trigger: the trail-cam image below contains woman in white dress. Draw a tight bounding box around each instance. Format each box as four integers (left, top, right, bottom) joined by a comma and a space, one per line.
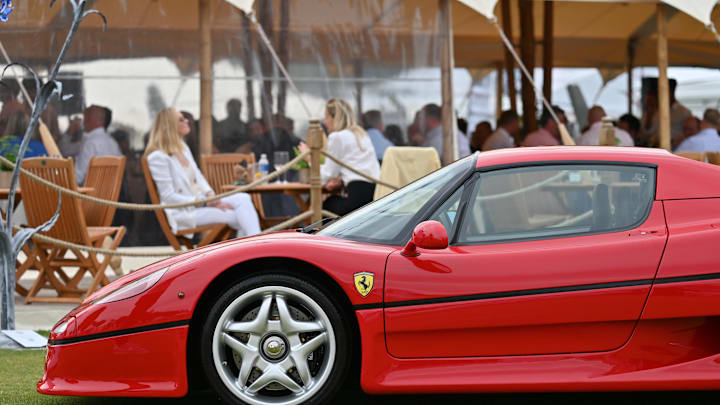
145, 108, 261, 238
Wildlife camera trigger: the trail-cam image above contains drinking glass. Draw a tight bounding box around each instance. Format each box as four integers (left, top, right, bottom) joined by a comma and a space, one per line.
274, 151, 289, 183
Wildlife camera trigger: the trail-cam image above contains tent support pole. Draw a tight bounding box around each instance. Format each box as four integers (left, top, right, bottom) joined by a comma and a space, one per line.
440, 0, 456, 165
241, 14, 256, 121
354, 60, 364, 121
657, 3, 671, 151
277, 0, 290, 116
627, 40, 635, 115
501, 0, 517, 113
199, 0, 212, 156
542, 0, 553, 104
519, 0, 537, 133
496, 62, 503, 120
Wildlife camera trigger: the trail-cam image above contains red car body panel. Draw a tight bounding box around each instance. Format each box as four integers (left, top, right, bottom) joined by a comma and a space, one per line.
38, 147, 720, 397
38, 326, 189, 397
360, 310, 720, 393
385, 201, 667, 357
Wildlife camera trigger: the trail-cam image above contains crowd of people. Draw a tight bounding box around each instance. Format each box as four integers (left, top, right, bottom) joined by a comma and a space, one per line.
470, 80, 720, 154
3, 74, 720, 243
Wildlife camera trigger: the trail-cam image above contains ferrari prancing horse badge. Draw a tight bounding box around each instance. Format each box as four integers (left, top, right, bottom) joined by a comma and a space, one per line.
353, 272, 374, 297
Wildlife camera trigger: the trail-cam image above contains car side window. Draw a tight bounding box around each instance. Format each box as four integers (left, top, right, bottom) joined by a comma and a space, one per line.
428, 184, 465, 240
457, 165, 655, 244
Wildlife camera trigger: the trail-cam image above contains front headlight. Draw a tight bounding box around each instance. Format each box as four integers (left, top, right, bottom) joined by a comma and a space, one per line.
94, 266, 169, 305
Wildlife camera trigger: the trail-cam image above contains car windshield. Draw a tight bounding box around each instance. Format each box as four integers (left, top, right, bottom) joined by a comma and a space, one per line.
317, 154, 475, 244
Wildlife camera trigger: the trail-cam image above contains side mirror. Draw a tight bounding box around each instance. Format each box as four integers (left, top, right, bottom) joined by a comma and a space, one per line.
401, 220, 449, 257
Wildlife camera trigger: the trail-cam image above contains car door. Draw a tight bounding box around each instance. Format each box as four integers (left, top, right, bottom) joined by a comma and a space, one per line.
384, 163, 667, 358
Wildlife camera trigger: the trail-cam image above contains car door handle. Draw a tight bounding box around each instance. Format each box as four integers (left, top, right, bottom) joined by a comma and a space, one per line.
628, 228, 666, 237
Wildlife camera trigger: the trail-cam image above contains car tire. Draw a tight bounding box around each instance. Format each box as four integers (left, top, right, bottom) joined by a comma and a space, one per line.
200, 273, 351, 405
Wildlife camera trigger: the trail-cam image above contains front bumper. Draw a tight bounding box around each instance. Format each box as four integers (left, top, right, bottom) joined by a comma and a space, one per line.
38, 324, 189, 397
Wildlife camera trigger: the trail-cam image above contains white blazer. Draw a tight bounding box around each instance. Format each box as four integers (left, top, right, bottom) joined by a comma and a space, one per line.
147, 146, 213, 234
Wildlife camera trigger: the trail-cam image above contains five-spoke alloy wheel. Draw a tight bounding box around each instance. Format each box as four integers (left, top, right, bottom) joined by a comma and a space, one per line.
201, 274, 350, 405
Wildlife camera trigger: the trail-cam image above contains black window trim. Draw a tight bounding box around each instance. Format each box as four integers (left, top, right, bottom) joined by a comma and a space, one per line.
449, 160, 658, 246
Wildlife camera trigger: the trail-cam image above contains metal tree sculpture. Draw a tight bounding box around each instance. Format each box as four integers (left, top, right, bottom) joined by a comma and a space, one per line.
0, 0, 106, 329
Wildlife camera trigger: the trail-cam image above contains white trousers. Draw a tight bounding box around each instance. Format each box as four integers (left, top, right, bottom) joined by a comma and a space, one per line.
195, 193, 262, 237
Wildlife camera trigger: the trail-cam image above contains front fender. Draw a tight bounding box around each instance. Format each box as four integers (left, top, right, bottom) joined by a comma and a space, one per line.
67, 234, 396, 339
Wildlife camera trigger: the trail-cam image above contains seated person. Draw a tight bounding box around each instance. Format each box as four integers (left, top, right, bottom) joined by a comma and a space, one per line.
675, 108, 720, 153
74, 105, 122, 185
145, 108, 261, 237
301, 99, 381, 216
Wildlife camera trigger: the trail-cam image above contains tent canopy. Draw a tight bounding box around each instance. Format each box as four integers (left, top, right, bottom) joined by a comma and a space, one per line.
2, 0, 719, 72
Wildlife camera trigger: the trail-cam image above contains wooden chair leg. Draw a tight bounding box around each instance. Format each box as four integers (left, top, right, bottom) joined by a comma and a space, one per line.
198, 225, 227, 247
25, 248, 63, 304
15, 245, 38, 296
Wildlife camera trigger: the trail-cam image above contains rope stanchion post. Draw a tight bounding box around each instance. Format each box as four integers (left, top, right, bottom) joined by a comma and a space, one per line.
308, 120, 324, 223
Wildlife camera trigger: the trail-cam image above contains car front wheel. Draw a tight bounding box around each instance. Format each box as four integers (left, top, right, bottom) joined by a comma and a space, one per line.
200, 273, 350, 405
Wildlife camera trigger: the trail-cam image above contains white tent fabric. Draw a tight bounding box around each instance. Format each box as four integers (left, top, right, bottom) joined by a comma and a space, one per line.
224, 0, 255, 14
662, 0, 718, 27
454, 0, 718, 31
456, 0, 499, 20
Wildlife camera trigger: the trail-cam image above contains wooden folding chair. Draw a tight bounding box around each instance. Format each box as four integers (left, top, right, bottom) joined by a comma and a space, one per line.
141, 156, 232, 251
674, 152, 707, 162
200, 153, 289, 229
19, 157, 126, 304
83, 156, 126, 227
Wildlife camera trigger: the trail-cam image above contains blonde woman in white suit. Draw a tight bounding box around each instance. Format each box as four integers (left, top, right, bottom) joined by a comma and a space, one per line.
145, 108, 261, 237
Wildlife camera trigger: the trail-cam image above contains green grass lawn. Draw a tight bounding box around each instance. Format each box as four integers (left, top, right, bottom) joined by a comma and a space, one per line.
1, 348, 718, 405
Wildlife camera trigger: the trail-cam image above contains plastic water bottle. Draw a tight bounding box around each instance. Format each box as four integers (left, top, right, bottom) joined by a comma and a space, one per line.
258, 153, 269, 178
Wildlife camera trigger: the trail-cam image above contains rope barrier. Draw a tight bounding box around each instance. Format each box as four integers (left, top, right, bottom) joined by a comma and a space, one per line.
321, 210, 339, 218
259, 210, 313, 234
14, 209, 319, 258
0, 150, 310, 211
14, 226, 180, 257
2, 148, 391, 257
321, 151, 399, 190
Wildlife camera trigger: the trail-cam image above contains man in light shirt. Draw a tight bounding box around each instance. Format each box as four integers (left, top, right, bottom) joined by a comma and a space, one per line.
419, 103, 471, 159
482, 110, 519, 151
74, 105, 122, 185
641, 78, 691, 148
578, 106, 634, 147
362, 110, 393, 162
674, 108, 720, 153
523, 106, 566, 147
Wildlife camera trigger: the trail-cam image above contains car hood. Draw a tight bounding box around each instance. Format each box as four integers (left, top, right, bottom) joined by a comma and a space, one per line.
81, 230, 383, 305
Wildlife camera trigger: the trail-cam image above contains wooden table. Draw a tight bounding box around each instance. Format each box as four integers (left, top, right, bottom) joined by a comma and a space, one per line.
223, 182, 314, 211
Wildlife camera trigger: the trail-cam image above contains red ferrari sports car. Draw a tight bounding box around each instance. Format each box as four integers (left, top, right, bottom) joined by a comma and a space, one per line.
39, 147, 720, 405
